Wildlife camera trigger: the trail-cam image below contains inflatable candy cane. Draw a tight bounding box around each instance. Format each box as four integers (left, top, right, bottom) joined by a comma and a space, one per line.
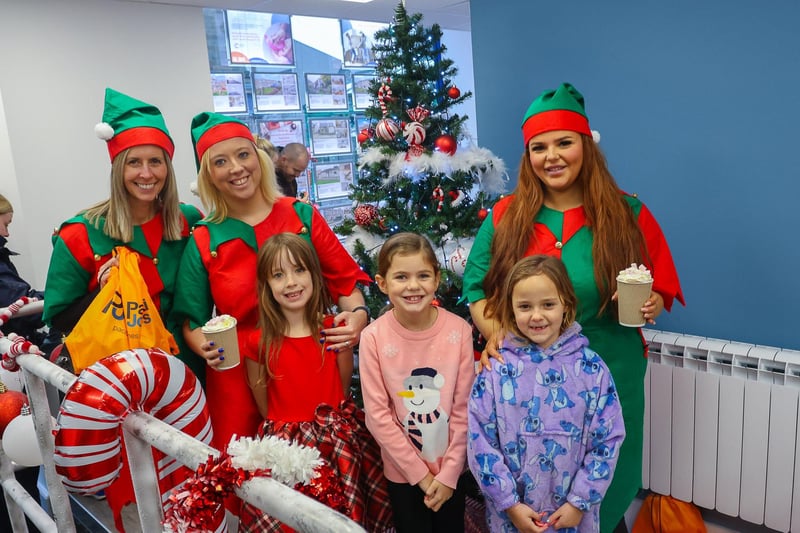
53, 348, 212, 505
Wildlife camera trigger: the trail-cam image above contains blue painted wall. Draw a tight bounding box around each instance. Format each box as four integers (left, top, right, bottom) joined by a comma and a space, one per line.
469, 0, 800, 349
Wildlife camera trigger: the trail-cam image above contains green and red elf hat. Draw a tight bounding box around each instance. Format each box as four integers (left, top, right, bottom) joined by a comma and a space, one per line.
190, 112, 254, 170
94, 88, 174, 161
521, 82, 600, 146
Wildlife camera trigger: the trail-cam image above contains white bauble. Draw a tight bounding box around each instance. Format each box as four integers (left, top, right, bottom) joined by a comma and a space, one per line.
3, 414, 43, 466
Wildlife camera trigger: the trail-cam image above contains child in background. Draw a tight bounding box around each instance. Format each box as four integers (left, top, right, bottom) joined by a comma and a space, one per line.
468, 255, 625, 532
359, 232, 475, 532
239, 232, 391, 532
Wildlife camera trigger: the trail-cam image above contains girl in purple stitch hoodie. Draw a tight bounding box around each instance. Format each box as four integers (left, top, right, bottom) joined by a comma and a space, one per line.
468, 255, 625, 533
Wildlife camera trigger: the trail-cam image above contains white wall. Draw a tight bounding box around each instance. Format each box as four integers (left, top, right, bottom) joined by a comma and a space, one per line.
0, 0, 211, 289
0, 0, 477, 291
441, 29, 478, 145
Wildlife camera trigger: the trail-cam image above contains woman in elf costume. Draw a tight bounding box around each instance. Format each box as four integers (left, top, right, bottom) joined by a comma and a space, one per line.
172, 112, 370, 457
463, 82, 684, 532
42, 88, 203, 531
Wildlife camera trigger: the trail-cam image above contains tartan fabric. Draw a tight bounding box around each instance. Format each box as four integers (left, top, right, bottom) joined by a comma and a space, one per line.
238, 398, 393, 532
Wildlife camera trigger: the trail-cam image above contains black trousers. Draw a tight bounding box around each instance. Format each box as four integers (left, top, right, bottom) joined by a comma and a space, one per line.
387, 472, 468, 533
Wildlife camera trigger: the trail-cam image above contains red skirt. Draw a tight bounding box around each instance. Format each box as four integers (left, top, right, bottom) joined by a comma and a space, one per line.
238, 398, 392, 532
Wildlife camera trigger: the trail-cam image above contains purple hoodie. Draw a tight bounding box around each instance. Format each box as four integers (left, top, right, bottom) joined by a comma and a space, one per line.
467, 322, 625, 532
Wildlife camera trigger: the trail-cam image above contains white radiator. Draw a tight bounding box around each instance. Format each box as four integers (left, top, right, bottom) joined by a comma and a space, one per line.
642, 329, 800, 533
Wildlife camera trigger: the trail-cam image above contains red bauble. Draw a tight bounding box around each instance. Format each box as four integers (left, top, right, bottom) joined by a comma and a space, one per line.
353, 204, 380, 226
357, 128, 371, 144
434, 134, 457, 155
447, 86, 461, 99
477, 208, 489, 221
0, 389, 28, 438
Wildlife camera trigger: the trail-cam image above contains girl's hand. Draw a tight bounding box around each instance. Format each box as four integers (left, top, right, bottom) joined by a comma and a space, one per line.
423, 479, 453, 512
96, 257, 119, 288
322, 309, 368, 352
507, 503, 550, 532
478, 329, 505, 372
417, 472, 435, 495
547, 502, 583, 529
199, 339, 226, 369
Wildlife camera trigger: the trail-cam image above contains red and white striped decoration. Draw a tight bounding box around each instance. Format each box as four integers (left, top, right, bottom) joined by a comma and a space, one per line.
0, 296, 43, 371
53, 348, 212, 502
376, 118, 400, 141
403, 121, 426, 146
377, 79, 392, 116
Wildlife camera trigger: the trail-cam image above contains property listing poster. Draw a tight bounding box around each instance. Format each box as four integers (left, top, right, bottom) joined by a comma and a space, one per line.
254, 120, 304, 147
309, 118, 351, 155
211, 73, 247, 113
253, 73, 300, 111
315, 161, 354, 199
305, 74, 347, 110
352, 75, 374, 110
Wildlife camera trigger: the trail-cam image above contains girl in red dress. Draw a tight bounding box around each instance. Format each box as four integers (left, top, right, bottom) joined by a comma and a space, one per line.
238, 232, 392, 532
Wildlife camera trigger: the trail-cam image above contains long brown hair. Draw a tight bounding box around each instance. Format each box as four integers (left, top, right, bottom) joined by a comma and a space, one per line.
255, 233, 333, 380
498, 255, 578, 339
484, 135, 647, 317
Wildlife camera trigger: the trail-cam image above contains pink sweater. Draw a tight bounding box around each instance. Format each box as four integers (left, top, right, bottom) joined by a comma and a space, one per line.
359, 307, 474, 489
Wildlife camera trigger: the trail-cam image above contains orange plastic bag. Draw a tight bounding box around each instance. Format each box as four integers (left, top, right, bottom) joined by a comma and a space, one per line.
65, 247, 178, 373
632, 492, 707, 533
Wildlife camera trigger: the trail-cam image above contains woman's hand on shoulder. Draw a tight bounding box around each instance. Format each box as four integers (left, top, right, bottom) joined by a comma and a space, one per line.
478, 329, 505, 373
322, 309, 367, 353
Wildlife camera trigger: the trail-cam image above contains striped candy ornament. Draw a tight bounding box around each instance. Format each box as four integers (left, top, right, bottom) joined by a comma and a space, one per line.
53, 348, 212, 501
375, 118, 400, 141
377, 79, 392, 116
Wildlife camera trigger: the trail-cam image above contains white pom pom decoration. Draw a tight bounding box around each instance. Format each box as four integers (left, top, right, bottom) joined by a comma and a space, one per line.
189, 181, 199, 197
95, 122, 115, 141
592, 130, 601, 143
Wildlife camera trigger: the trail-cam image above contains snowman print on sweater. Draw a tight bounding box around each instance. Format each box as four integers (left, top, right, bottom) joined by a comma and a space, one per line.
397, 367, 449, 462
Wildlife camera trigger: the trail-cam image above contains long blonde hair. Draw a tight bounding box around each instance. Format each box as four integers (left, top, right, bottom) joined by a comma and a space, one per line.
83, 147, 183, 242
255, 233, 333, 380
484, 135, 647, 318
196, 143, 279, 223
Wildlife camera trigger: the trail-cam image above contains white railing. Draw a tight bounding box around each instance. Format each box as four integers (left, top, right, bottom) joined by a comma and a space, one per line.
0, 302, 366, 533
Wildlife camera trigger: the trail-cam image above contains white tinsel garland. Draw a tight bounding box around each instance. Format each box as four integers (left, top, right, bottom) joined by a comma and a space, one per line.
358, 145, 507, 195
227, 434, 323, 486
342, 226, 387, 258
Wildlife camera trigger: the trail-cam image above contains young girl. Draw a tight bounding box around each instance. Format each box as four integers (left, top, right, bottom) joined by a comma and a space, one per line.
359, 232, 475, 532
467, 255, 625, 533
239, 232, 392, 532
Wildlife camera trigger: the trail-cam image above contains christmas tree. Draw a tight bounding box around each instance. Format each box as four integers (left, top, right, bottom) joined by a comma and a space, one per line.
335, 2, 506, 318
